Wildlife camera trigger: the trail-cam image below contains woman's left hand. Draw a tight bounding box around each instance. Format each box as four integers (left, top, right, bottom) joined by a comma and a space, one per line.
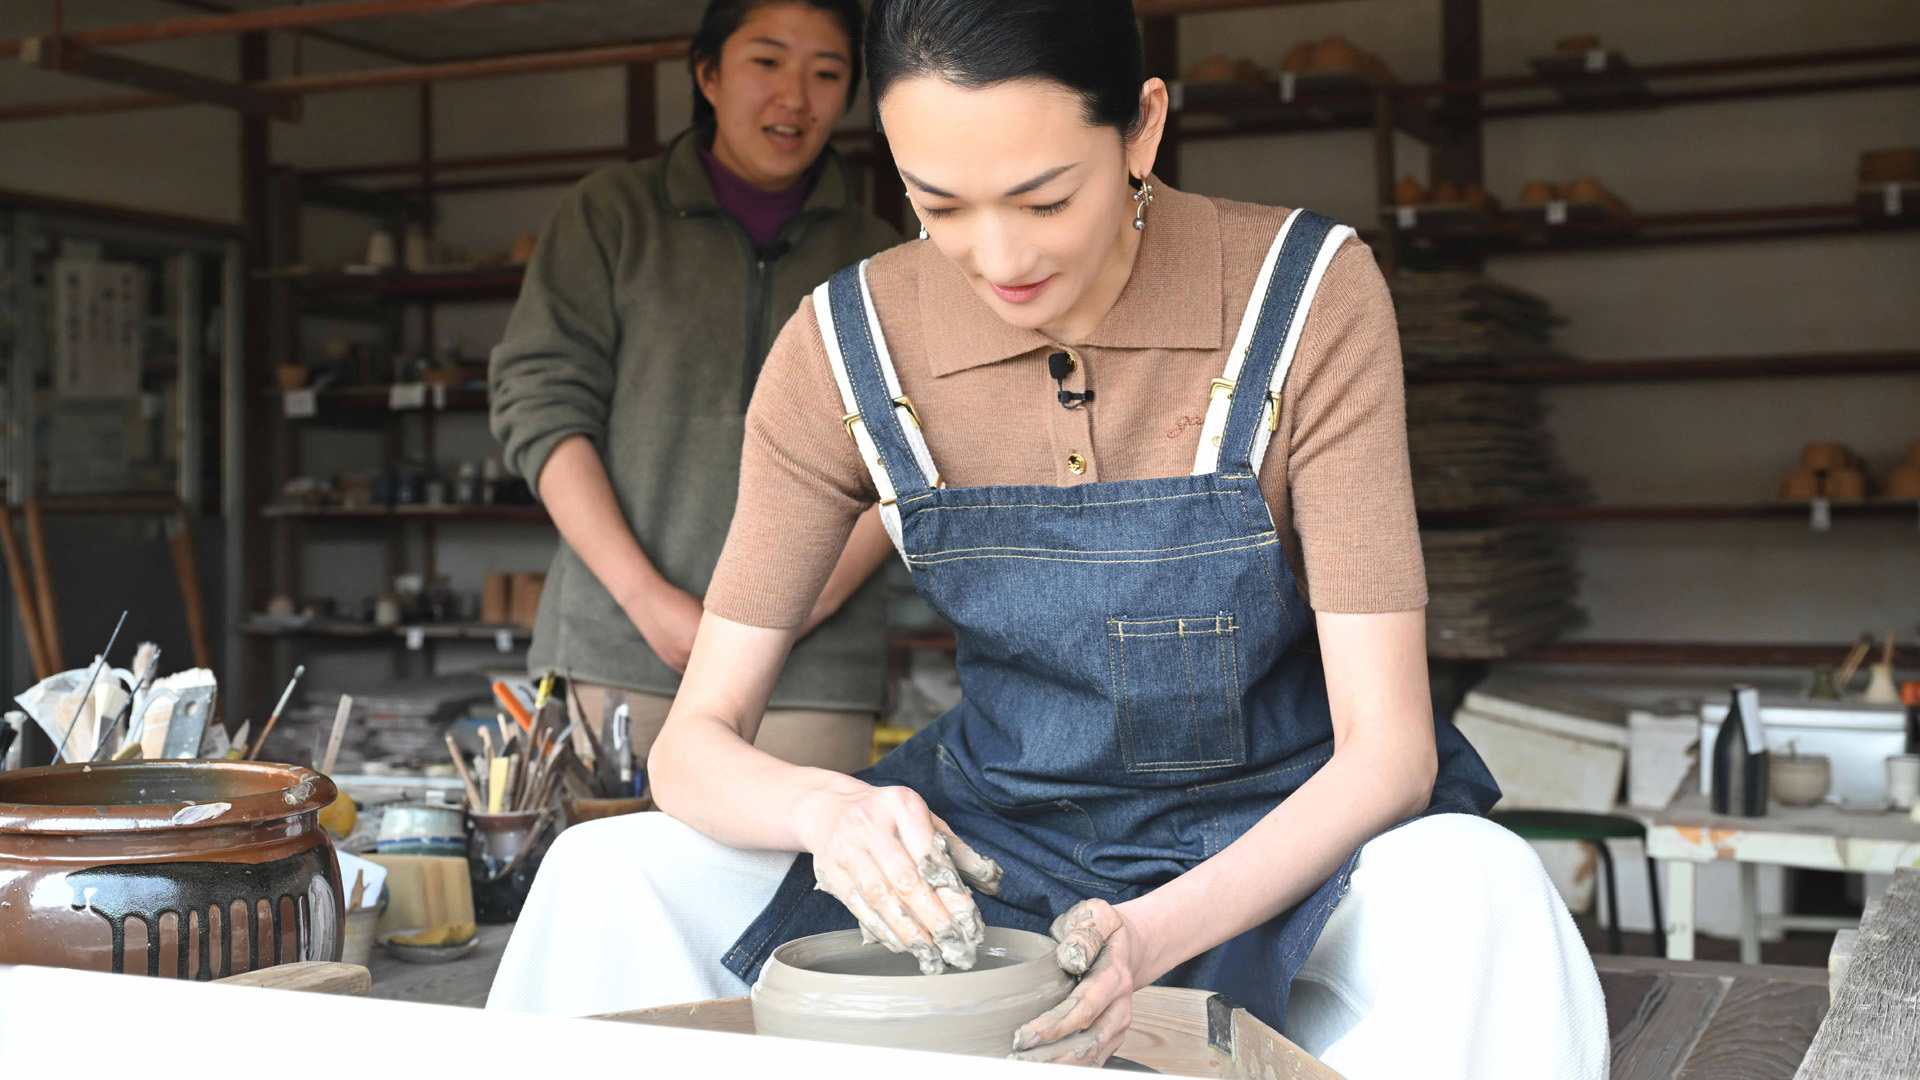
1008, 899, 1145, 1067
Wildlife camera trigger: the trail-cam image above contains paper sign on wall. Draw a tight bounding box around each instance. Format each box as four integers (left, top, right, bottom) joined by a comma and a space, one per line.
53, 257, 145, 400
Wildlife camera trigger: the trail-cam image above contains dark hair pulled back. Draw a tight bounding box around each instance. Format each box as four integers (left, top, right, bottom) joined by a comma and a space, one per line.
867, 0, 1146, 138
689, 0, 867, 129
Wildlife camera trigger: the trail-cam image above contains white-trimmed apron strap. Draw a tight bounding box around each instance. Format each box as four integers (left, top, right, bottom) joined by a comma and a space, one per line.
1248, 219, 1355, 475
857, 261, 942, 493
1191, 209, 1356, 476
811, 261, 939, 558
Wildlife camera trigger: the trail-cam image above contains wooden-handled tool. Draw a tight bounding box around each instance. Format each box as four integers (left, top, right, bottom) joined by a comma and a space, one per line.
1865, 629, 1901, 704
446, 732, 485, 811
320, 695, 354, 775
1836, 633, 1874, 694
492, 680, 533, 733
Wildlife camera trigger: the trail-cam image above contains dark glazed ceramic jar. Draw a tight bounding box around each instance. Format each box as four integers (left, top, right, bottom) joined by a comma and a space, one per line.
0, 761, 344, 980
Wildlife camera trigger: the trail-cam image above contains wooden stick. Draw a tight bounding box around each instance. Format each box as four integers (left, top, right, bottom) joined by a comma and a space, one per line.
0, 508, 52, 680
22, 500, 64, 672
320, 694, 353, 775
1838, 633, 1874, 689
166, 501, 214, 670
446, 732, 483, 811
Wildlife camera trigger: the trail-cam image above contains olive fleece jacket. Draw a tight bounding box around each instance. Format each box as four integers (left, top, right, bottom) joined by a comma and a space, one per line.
490, 129, 901, 710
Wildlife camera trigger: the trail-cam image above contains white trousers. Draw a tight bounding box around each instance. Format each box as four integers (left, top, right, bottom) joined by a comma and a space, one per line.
487, 812, 1607, 1079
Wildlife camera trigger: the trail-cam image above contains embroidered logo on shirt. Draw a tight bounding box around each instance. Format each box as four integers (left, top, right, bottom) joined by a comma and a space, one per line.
1165, 415, 1206, 439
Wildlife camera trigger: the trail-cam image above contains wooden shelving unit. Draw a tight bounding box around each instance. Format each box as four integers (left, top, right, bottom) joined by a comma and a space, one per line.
269, 384, 490, 416
244, 617, 530, 645
1400, 201, 1919, 256
262, 504, 547, 523
1406, 350, 1920, 385
282, 266, 526, 302
1421, 502, 1920, 525
1511, 640, 1920, 669
10, 0, 1909, 694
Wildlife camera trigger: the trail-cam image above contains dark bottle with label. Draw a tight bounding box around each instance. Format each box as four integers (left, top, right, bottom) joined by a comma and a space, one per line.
1711, 684, 1769, 816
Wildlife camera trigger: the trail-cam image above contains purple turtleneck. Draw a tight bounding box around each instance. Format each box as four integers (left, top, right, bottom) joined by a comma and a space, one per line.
698, 139, 815, 252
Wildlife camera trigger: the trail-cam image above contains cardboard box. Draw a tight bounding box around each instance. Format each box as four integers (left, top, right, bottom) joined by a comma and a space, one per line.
509, 572, 545, 629
481, 572, 511, 625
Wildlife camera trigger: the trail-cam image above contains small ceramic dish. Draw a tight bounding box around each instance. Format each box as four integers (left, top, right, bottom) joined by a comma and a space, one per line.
379, 928, 480, 964
752, 927, 1072, 1057
1769, 754, 1831, 807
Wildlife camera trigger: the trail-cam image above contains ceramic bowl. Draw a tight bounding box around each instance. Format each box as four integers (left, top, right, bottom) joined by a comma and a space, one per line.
1770, 754, 1831, 807
751, 927, 1072, 1057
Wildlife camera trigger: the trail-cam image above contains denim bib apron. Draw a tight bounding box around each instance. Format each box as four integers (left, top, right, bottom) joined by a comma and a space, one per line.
723, 210, 1499, 1030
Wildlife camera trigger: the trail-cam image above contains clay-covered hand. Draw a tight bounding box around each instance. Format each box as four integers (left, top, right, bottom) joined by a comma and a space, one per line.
804, 783, 1005, 975
1008, 898, 1140, 1067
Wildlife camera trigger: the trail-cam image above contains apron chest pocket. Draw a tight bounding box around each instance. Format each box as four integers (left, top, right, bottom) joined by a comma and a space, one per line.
1106, 614, 1247, 773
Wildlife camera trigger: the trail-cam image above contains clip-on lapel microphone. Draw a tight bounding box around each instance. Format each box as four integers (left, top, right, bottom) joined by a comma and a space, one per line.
1049, 351, 1094, 409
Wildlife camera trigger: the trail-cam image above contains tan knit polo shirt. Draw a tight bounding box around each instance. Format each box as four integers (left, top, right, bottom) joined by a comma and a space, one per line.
703, 183, 1426, 630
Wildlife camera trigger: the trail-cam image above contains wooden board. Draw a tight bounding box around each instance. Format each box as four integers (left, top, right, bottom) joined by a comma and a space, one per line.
1612, 972, 1728, 1080
606, 986, 1345, 1079
215, 960, 371, 997
1795, 868, 1920, 1078
1595, 956, 1827, 1080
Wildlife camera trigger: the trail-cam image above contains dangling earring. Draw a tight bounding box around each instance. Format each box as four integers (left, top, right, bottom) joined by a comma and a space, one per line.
1132, 179, 1155, 232
918, 221, 929, 241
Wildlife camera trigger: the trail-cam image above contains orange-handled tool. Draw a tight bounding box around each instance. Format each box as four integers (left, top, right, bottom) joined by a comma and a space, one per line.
493, 680, 534, 733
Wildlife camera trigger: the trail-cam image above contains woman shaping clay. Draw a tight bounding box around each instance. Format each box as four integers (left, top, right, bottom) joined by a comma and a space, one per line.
489, 0, 897, 773
491, 2, 1607, 1075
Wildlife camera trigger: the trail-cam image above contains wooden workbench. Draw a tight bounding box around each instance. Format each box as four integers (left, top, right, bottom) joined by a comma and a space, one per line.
1649, 791, 1920, 962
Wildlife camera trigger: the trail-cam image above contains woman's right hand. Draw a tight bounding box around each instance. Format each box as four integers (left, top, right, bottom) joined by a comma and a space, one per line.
799, 782, 1006, 975
620, 578, 704, 673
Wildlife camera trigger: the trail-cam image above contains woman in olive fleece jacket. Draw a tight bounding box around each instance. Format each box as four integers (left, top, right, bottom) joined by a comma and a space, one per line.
489, 0, 899, 773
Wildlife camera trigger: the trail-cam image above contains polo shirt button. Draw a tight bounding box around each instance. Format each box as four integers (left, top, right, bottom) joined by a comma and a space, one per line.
1067, 452, 1087, 475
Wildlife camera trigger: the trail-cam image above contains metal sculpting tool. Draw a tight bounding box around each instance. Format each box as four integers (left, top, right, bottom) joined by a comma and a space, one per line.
51, 610, 126, 765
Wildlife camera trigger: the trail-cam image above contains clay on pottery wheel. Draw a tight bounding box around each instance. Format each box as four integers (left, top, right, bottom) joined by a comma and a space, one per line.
752, 927, 1073, 1057
0, 761, 344, 979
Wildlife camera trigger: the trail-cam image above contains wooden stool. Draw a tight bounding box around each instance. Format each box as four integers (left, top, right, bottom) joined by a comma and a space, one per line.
1493, 809, 1662, 955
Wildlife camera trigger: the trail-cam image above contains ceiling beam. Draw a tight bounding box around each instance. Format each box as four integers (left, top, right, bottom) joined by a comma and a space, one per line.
1, 0, 1348, 62
19, 36, 301, 120
268, 37, 691, 94
1, 35, 689, 123
0, 0, 570, 60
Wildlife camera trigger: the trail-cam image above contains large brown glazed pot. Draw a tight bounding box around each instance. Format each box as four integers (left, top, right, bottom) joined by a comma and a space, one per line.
0, 761, 344, 979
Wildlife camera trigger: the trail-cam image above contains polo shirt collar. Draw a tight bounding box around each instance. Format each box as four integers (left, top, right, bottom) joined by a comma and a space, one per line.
920, 181, 1224, 377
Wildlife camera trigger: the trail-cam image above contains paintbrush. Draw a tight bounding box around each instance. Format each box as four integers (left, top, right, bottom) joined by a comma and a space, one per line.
244, 664, 306, 761
51, 610, 127, 764
347, 870, 367, 913
89, 646, 163, 763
